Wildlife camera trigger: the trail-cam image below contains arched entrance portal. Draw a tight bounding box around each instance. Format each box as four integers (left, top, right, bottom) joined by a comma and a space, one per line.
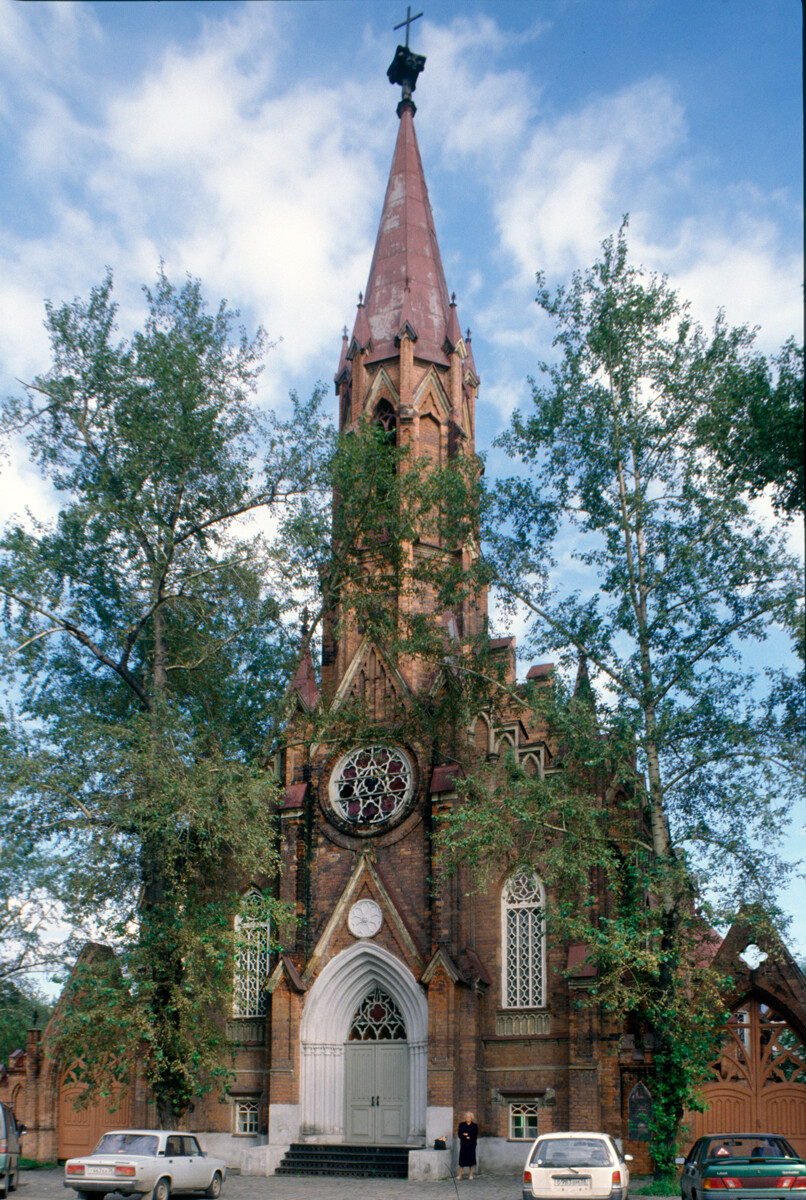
300, 943, 427, 1144
345, 987, 409, 1143
691, 998, 806, 1156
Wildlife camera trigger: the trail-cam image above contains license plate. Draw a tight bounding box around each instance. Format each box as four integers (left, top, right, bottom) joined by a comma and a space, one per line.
86, 1165, 113, 1177
553, 1177, 591, 1190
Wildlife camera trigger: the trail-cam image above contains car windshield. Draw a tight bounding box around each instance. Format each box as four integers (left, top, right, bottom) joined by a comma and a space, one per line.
532, 1138, 613, 1167
93, 1133, 159, 1156
705, 1137, 796, 1161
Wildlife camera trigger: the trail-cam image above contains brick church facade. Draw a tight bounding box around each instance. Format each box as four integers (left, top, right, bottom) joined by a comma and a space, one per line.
4, 36, 806, 1180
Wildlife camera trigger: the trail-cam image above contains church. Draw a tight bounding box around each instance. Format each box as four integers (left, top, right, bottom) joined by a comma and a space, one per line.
3, 26, 806, 1182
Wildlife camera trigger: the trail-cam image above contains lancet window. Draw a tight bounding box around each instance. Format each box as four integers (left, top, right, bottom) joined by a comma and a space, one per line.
232, 889, 271, 1018
503, 869, 546, 1009
349, 986, 407, 1041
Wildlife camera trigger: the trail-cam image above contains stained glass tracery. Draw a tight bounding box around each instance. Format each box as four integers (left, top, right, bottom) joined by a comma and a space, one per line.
331, 745, 413, 825
503, 869, 545, 1009
349, 986, 407, 1041
233, 890, 271, 1018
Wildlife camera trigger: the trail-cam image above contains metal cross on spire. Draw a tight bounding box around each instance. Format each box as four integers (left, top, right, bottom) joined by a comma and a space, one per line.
387, 6, 426, 109
393, 6, 423, 49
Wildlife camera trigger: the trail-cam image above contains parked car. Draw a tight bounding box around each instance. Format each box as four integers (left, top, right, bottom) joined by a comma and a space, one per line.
0, 1101, 25, 1198
523, 1131, 632, 1200
677, 1134, 806, 1199
64, 1129, 226, 1199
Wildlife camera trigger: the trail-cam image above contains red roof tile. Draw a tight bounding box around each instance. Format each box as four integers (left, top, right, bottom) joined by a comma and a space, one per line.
566, 942, 597, 977
527, 662, 555, 679
430, 762, 462, 793
279, 783, 307, 810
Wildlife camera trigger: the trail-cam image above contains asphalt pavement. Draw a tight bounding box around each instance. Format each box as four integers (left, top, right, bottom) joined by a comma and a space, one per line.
19, 1167, 678, 1200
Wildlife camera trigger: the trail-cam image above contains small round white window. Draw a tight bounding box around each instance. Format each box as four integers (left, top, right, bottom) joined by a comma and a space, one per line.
329, 745, 414, 827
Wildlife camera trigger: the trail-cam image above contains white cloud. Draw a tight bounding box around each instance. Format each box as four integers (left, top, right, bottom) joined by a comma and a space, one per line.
419, 16, 535, 165
495, 77, 687, 282
641, 215, 803, 353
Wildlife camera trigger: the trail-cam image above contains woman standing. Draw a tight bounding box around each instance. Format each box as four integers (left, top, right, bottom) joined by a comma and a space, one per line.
457, 1111, 478, 1180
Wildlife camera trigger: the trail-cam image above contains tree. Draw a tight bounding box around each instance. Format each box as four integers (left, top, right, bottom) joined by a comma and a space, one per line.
0, 269, 336, 1119
0, 977, 53, 1065
444, 223, 803, 1171
697, 337, 804, 518
0, 268, 484, 1121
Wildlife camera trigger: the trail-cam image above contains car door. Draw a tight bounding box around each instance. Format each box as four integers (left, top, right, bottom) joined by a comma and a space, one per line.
164, 1135, 190, 1191
681, 1140, 704, 1199
182, 1136, 209, 1189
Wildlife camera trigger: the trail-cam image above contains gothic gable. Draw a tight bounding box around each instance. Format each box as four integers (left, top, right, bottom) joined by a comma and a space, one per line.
412, 365, 451, 420
363, 366, 400, 416
332, 636, 412, 719
302, 849, 424, 986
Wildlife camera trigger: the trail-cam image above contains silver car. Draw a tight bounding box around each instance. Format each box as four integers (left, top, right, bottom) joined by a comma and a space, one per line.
64, 1129, 226, 1200
523, 1131, 632, 1200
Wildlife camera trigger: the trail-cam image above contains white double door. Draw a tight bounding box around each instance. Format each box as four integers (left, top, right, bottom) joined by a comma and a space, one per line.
344, 1042, 409, 1144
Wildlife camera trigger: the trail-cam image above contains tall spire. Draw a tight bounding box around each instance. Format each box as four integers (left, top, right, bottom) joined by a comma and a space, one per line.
353, 34, 455, 368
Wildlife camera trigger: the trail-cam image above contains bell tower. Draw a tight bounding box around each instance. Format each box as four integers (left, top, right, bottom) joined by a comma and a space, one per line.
325, 33, 483, 701
270, 20, 496, 1158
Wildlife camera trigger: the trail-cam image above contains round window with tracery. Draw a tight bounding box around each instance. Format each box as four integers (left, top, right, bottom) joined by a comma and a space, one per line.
329, 745, 413, 828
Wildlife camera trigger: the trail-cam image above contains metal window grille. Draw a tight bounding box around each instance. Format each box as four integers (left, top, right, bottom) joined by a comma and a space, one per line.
349, 986, 407, 1041
236, 1100, 259, 1134
509, 1101, 540, 1140
331, 745, 413, 825
503, 870, 545, 1009
233, 891, 270, 1018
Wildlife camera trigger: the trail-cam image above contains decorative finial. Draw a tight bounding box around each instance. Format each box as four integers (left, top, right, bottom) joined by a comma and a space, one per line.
465, 327, 471, 340
451, 292, 456, 305
358, 291, 363, 305
342, 325, 348, 339
393, 5, 424, 48
301, 606, 310, 636
388, 6, 425, 112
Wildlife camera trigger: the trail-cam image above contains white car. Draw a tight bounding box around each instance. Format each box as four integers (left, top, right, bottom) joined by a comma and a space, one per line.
64, 1129, 226, 1200
523, 1131, 632, 1200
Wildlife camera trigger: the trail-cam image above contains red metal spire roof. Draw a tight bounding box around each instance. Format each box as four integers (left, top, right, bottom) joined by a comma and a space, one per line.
357, 101, 453, 367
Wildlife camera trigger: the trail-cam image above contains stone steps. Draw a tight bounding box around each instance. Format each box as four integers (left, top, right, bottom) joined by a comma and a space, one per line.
275, 1143, 410, 1178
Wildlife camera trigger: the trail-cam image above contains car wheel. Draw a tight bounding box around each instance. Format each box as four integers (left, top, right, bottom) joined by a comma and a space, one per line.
151, 1179, 171, 1200
205, 1171, 223, 1199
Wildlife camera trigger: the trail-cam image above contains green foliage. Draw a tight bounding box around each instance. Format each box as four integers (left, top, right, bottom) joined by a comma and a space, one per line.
697, 338, 804, 517
0, 269, 334, 1119
447, 221, 803, 1170
0, 267, 488, 1119
0, 978, 53, 1064
630, 1178, 680, 1196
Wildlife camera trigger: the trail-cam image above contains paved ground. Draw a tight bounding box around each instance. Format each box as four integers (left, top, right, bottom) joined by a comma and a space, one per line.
19, 1168, 678, 1200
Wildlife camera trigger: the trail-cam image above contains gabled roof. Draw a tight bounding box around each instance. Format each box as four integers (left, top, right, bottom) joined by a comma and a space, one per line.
355, 103, 455, 367
289, 644, 320, 711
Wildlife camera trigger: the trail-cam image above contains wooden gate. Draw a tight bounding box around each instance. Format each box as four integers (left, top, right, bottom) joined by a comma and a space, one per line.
57, 1055, 133, 1160
687, 999, 806, 1157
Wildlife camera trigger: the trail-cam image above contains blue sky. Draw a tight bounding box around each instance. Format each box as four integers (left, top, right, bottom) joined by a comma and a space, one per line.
0, 0, 803, 953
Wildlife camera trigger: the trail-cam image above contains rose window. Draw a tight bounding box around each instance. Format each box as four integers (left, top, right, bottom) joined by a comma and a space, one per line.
330, 745, 413, 826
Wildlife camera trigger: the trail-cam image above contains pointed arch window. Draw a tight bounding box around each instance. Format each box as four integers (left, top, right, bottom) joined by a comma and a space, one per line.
348, 986, 407, 1041
233, 889, 271, 1018
374, 398, 397, 445
502, 869, 546, 1009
